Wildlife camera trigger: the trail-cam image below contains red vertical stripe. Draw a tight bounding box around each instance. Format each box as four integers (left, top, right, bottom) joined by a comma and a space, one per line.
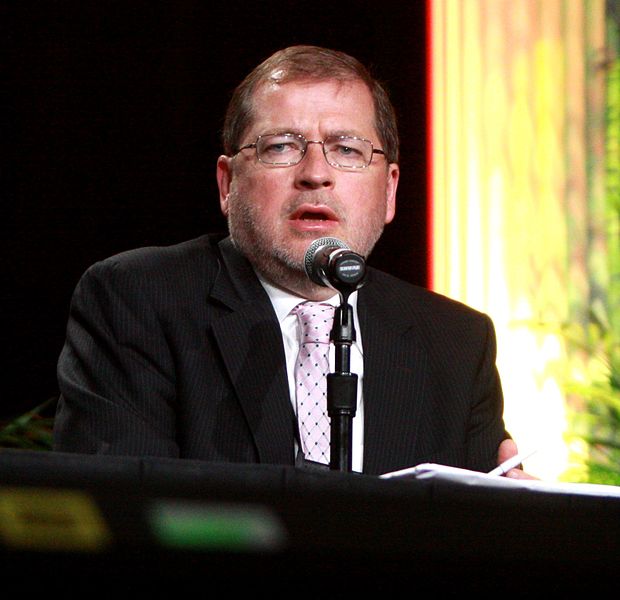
425, 0, 435, 289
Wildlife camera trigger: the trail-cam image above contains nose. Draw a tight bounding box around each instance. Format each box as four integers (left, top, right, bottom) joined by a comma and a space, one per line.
294, 141, 335, 190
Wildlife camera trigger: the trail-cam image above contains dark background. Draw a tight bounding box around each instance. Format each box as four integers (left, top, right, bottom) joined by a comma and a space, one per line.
3, 1, 429, 418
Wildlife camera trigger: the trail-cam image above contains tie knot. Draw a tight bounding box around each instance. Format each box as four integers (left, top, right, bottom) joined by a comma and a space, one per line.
292, 302, 335, 345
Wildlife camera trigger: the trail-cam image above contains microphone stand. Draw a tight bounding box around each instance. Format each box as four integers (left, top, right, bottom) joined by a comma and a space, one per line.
328, 289, 358, 472
304, 238, 365, 472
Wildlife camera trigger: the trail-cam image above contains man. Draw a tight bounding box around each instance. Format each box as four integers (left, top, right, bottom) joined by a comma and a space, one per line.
54, 46, 525, 477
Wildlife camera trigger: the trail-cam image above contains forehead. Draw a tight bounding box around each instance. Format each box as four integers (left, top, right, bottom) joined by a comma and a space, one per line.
246, 79, 377, 138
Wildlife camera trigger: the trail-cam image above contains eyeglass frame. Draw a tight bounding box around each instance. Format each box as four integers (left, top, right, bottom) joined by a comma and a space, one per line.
233, 132, 386, 170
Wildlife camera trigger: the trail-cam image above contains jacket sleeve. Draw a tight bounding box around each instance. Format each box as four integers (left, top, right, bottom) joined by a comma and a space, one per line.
464, 313, 508, 472
53, 257, 180, 457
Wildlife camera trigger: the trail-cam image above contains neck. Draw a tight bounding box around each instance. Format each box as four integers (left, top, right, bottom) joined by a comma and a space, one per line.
227, 234, 338, 301
261, 270, 336, 302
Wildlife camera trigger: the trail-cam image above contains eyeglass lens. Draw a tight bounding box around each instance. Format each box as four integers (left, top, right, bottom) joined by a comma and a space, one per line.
256, 134, 373, 168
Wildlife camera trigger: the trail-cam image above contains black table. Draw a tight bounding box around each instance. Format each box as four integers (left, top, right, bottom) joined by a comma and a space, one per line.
1, 449, 618, 593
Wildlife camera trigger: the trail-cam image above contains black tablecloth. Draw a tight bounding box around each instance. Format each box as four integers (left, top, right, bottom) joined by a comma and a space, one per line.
1, 449, 618, 593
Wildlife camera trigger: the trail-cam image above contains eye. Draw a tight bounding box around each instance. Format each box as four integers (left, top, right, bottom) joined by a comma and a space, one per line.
265, 142, 296, 153
326, 136, 368, 156
259, 135, 304, 157
335, 144, 363, 156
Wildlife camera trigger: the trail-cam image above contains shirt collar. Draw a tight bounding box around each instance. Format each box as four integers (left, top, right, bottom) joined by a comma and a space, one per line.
257, 274, 358, 324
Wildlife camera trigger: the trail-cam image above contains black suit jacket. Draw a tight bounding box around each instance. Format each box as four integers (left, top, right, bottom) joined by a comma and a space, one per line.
54, 235, 507, 475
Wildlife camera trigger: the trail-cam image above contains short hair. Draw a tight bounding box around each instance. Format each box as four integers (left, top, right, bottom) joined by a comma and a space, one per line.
222, 45, 399, 164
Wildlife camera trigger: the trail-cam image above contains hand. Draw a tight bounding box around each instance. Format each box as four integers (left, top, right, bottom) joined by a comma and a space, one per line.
496, 438, 538, 479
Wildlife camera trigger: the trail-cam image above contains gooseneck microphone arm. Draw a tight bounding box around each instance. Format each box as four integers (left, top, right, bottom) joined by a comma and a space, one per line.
303, 238, 367, 473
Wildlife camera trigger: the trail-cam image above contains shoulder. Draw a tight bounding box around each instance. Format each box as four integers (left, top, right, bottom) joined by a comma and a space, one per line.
361, 267, 494, 340
73, 235, 224, 307
93, 234, 219, 274
364, 268, 488, 317
83, 234, 220, 284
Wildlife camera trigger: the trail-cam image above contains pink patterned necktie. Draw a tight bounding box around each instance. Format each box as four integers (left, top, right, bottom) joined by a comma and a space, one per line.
291, 302, 335, 464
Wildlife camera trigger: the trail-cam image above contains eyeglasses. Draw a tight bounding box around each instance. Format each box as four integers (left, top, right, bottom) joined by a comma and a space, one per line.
234, 133, 386, 170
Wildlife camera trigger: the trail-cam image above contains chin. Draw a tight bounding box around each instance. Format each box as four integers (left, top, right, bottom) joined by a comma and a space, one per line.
279, 235, 318, 259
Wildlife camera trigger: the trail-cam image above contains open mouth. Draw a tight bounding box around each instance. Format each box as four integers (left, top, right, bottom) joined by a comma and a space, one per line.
299, 211, 328, 221
290, 205, 339, 222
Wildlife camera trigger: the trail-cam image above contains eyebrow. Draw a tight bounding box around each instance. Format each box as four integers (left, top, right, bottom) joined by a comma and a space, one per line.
259, 128, 370, 139
329, 129, 366, 138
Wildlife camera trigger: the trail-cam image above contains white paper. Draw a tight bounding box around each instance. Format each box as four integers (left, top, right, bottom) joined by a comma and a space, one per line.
379, 463, 620, 499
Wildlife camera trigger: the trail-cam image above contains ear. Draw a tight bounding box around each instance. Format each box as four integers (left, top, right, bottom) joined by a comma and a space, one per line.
216, 155, 233, 217
384, 163, 399, 224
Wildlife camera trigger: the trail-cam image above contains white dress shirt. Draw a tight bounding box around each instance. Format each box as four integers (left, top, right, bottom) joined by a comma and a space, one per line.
258, 276, 365, 472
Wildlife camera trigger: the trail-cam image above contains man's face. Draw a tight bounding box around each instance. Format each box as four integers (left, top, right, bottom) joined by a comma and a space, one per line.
217, 78, 399, 296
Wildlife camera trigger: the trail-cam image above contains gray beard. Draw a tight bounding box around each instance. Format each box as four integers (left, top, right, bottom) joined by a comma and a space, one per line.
226, 189, 385, 299
227, 204, 326, 299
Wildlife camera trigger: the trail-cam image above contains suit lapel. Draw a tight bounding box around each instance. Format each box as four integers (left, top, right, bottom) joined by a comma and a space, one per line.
209, 238, 295, 466
205, 239, 429, 473
358, 277, 429, 475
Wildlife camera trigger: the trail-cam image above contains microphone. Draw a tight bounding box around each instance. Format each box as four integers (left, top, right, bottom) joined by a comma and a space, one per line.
303, 237, 367, 293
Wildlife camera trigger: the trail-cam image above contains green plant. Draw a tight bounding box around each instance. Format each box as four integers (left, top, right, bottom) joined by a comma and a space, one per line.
0, 397, 56, 451
557, 304, 620, 485
562, 17, 620, 485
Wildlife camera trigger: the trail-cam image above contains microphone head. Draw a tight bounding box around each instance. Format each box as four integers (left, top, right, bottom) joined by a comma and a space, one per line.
303, 237, 350, 281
